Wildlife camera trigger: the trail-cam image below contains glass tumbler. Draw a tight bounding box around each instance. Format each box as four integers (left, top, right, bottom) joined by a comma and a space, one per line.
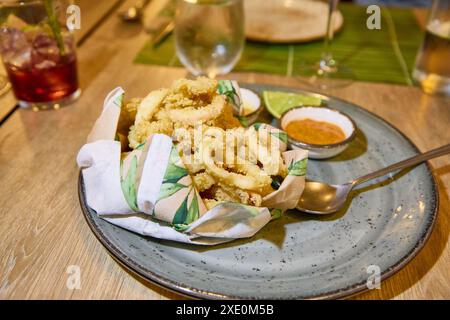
174, 0, 245, 78
0, 0, 80, 110
413, 0, 450, 95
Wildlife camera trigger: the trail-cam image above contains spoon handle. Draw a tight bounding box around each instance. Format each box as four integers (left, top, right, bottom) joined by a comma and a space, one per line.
352, 143, 450, 186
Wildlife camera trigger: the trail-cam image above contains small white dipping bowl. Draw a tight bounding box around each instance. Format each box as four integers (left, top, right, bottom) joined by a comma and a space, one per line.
280, 107, 357, 159
239, 88, 262, 125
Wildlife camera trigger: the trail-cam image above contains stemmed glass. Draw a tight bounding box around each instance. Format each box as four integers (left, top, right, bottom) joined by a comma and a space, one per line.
298, 0, 353, 89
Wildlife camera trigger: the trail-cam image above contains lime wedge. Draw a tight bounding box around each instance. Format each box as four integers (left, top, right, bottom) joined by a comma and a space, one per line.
263, 91, 322, 118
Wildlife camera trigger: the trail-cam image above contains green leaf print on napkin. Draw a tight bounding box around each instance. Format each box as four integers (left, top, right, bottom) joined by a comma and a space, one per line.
288, 158, 307, 176
135, 142, 145, 150
185, 193, 200, 224
163, 147, 188, 184
217, 80, 241, 108
253, 123, 262, 130
114, 93, 123, 107
270, 131, 288, 144
158, 182, 186, 201
120, 155, 139, 211
237, 115, 248, 128
171, 190, 200, 228
253, 123, 288, 144
270, 208, 282, 220
172, 193, 189, 225
172, 224, 190, 232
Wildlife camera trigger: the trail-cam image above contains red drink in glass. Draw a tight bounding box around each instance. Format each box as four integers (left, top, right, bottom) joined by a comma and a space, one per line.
0, 0, 80, 110
5, 54, 78, 103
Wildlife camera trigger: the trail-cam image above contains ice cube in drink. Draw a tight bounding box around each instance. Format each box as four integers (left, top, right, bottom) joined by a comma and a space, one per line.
0, 24, 79, 108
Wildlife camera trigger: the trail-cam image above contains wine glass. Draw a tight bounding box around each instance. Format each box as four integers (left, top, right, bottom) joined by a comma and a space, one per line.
298, 0, 353, 89
174, 0, 245, 78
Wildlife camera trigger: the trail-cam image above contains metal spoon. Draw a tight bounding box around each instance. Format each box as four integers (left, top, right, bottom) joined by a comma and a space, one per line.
297, 143, 450, 215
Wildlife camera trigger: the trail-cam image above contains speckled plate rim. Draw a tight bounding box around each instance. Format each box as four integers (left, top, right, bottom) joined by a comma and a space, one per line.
78, 85, 439, 300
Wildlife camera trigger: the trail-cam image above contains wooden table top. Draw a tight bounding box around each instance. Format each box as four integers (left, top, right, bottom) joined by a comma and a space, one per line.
0, 0, 449, 300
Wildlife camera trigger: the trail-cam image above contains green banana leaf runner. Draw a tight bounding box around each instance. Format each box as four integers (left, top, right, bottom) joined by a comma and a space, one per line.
134, 4, 423, 85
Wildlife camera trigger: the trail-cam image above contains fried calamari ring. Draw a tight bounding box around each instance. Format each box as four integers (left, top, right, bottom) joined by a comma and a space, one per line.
128, 118, 173, 149
167, 95, 228, 126
134, 89, 168, 124
201, 137, 272, 193
245, 127, 287, 177
217, 183, 263, 207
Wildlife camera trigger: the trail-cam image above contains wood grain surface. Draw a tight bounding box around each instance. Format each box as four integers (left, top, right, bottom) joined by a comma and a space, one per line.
0, 1, 449, 300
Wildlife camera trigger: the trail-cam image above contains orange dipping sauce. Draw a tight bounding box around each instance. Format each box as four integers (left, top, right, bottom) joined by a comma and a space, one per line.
285, 118, 346, 145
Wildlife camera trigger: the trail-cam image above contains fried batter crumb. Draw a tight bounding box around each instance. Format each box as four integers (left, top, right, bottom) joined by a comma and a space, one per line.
127, 77, 240, 149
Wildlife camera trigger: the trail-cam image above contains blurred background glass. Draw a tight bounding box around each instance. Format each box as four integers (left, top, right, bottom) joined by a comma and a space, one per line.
0, 0, 80, 110
413, 0, 450, 95
297, 0, 354, 89
174, 0, 244, 78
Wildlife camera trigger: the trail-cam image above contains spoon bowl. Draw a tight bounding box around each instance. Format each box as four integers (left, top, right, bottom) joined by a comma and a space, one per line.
296, 143, 450, 215
298, 181, 353, 214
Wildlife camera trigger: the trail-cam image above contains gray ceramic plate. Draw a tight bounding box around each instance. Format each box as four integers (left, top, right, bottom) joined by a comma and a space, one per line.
78, 83, 438, 299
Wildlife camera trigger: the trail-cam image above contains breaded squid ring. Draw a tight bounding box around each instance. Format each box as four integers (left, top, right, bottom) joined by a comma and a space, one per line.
245, 127, 287, 177
167, 95, 227, 126
201, 138, 272, 192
